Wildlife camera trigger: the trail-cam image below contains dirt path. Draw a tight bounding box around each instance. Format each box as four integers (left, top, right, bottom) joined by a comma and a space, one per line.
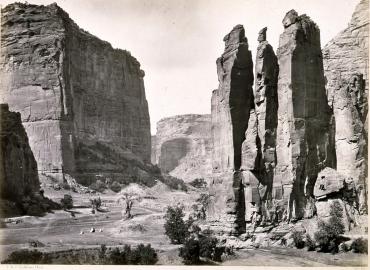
223, 249, 328, 266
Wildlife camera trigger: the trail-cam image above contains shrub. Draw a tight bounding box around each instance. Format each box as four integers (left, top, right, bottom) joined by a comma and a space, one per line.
160, 175, 188, 191
2, 249, 50, 264
292, 231, 305, 249
90, 197, 102, 210
110, 181, 122, 193
108, 244, 158, 265
90, 180, 107, 193
131, 244, 158, 265
351, 238, 368, 254
179, 237, 201, 265
306, 234, 316, 251
164, 206, 190, 244
61, 182, 70, 190
339, 242, 350, 252
314, 201, 345, 253
189, 178, 207, 189
199, 233, 218, 260
191, 193, 210, 220
60, 194, 73, 210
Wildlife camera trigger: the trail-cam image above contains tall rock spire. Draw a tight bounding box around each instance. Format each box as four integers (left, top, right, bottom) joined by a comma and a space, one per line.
274, 10, 336, 220
241, 27, 279, 221
208, 25, 254, 234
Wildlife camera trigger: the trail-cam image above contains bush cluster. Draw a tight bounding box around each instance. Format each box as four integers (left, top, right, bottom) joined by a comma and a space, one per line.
108, 244, 158, 265
189, 178, 207, 189
160, 175, 188, 191
2, 249, 50, 264
164, 205, 226, 264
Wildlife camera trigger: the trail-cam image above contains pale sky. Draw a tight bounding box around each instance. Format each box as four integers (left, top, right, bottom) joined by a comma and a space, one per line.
0, 0, 360, 134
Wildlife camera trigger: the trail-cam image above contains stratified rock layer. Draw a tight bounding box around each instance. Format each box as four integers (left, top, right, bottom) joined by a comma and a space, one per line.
274, 10, 336, 220
0, 3, 152, 186
208, 25, 254, 234
323, 0, 368, 212
151, 114, 212, 183
0, 104, 40, 202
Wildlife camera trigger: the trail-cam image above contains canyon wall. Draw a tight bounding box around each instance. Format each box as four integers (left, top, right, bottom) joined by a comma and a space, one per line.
323, 0, 368, 212
151, 114, 212, 183
0, 3, 153, 186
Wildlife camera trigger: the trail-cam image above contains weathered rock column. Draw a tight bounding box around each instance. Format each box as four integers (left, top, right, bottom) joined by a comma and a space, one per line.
241, 28, 279, 221
208, 25, 254, 234
274, 10, 336, 220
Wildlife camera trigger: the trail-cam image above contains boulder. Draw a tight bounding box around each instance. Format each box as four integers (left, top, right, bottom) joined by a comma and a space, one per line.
313, 168, 345, 199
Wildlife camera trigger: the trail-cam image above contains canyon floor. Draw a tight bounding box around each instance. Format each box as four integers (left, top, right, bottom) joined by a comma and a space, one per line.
0, 182, 367, 266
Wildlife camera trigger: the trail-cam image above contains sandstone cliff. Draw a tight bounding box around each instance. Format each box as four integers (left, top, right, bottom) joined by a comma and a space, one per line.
151, 114, 212, 183
0, 3, 153, 186
323, 0, 368, 213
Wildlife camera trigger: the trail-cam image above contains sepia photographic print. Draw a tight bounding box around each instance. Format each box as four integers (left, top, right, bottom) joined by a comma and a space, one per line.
0, 0, 368, 267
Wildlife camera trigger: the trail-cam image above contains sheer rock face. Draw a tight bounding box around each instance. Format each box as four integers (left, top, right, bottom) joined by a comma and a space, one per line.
208, 25, 254, 234
241, 27, 279, 221
0, 104, 40, 202
0, 3, 152, 186
274, 10, 336, 220
151, 114, 212, 183
323, 0, 368, 199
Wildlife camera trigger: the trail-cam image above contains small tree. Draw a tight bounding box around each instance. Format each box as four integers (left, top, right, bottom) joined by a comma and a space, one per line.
351, 238, 368, 253
179, 237, 201, 265
60, 194, 73, 210
164, 205, 190, 244
314, 201, 345, 253
292, 231, 305, 249
117, 184, 144, 219
90, 197, 102, 211
306, 234, 316, 251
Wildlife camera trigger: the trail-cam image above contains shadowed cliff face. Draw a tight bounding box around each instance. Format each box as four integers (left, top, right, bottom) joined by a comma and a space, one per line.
152, 114, 212, 183
0, 3, 152, 186
0, 104, 40, 202
159, 138, 190, 173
